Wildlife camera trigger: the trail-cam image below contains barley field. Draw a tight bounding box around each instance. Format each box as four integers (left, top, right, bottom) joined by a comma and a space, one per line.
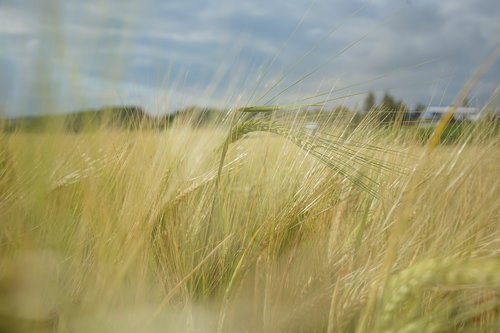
0, 113, 499, 332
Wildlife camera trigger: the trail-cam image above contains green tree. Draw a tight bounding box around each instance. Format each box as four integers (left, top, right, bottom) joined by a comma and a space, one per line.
381, 92, 396, 109
395, 100, 409, 123
363, 91, 376, 113
414, 102, 426, 114
376, 92, 396, 123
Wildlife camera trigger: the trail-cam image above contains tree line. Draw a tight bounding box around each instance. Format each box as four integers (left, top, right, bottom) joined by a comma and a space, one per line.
361, 91, 476, 125
362, 91, 427, 124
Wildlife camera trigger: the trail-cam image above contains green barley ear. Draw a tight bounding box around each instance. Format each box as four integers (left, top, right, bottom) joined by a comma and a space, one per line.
378, 257, 500, 333
236, 104, 322, 113
236, 105, 283, 113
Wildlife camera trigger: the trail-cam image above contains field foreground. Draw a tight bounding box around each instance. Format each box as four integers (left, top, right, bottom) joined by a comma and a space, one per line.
0, 122, 499, 332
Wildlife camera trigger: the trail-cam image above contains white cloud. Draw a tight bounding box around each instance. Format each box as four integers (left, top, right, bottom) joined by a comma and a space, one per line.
0, 7, 35, 35
148, 30, 229, 44
25, 38, 40, 52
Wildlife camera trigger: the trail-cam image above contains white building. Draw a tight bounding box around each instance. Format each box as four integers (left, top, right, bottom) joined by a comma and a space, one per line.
421, 106, 480, 122
421, 86, 500, 123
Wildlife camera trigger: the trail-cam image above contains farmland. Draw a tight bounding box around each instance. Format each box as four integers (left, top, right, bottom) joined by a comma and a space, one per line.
1, 114, 499, 332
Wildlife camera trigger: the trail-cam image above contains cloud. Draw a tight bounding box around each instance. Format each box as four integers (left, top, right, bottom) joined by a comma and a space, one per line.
0, 0, 499, 116
0, 10, 29, 35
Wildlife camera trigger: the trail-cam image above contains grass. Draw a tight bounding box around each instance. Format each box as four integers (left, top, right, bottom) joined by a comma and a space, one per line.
0, 113, 499, 332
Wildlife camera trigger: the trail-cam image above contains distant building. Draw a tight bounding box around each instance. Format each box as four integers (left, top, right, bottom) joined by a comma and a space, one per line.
421, 86, 500, 124
421, 106, 480, 123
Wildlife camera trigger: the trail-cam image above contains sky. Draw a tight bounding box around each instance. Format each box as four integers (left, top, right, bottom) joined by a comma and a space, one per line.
0, 0, 499, 117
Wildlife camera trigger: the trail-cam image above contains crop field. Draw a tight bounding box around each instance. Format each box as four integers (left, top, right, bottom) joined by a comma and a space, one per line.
1, 114, 499, 332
